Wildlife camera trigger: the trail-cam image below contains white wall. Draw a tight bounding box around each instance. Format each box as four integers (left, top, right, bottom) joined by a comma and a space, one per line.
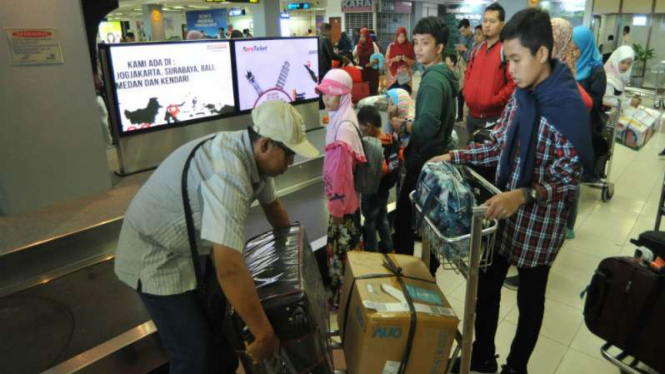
165, 12, 187, 40
0, 0, 112, 215
288, 13, 317, 36
325, 0, 345, 30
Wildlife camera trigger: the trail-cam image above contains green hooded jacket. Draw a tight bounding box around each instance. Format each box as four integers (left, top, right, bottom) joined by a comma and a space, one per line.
404, 63, 460, 170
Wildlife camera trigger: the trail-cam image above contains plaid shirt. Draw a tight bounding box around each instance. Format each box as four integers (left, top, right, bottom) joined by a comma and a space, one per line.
451, 96, 581, 268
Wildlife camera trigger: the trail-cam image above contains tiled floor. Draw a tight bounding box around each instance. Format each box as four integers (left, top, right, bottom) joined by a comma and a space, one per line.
426, 131, 665, 374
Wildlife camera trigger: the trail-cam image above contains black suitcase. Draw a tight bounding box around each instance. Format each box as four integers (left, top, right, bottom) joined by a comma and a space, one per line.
224, 224, 333, 374
583, 257, 665, 373
631, 230, 665, 259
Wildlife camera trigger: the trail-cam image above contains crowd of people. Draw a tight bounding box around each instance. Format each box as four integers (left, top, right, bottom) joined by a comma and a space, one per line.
318, 5, 641, 374
112, 5, 645, 374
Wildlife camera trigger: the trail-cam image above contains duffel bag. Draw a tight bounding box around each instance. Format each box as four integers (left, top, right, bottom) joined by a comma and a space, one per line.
583, 256, 665, 373
413, 162, 475, 262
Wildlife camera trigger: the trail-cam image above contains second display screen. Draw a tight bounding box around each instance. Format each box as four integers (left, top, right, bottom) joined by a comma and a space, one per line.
234, 37, 320, 112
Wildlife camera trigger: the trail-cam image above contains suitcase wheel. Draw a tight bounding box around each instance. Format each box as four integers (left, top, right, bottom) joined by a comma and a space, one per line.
602, 185, 614, 202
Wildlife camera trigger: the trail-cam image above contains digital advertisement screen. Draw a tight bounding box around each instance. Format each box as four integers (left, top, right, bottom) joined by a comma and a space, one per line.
234, 37, 319, 112
108, 41, 235, 135
98, 21, 122, 44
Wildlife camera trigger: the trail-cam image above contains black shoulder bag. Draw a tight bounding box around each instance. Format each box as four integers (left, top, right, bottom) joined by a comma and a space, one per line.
181, 136, 230, 336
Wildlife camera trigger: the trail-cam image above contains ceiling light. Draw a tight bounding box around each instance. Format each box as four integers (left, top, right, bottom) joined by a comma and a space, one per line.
172, 5, 185, 9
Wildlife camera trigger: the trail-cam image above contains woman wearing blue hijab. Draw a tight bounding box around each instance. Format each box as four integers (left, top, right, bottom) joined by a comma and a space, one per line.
572, 26, 607, 158
568, 26, 609, 237
572, 26, 605, 81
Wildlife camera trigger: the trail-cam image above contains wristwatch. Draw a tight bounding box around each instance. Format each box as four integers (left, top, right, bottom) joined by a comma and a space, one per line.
400, 120, 408, 134
523, 187, 539, 204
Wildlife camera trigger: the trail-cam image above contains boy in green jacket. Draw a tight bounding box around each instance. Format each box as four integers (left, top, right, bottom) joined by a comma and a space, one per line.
392, 16, 459, 275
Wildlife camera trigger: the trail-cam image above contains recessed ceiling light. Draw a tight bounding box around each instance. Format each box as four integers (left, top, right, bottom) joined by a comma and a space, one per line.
172, 5, 185, 9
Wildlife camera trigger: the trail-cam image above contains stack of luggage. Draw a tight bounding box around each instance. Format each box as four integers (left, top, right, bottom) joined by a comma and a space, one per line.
224, 224, 333, 374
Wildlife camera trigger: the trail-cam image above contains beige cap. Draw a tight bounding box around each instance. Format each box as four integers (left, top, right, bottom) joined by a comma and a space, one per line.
251, 101, 319, 159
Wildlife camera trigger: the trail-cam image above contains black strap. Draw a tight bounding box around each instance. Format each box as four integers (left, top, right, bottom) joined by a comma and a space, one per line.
341, 253, 436, 374
181, 136, 216, 288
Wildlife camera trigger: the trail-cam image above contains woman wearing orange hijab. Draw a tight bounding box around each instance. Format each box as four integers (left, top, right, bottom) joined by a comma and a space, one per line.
385, 27, 415, 93
353, 28, 380, 95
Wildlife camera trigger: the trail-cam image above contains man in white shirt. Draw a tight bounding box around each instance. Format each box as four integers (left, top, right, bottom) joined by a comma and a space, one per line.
115, 100, 319, 374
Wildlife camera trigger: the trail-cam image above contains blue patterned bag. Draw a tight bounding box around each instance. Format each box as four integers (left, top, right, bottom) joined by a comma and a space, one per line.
413, 162, 476, 262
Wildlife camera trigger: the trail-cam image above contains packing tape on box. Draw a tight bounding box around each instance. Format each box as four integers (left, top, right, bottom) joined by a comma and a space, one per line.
361, 284, 455, 317
363, 300, 456, 317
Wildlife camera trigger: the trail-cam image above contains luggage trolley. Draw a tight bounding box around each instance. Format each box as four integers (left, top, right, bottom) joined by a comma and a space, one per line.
597, 166, 665, 374
409, 165, 501, 374
599, 343, 652, 374
585, 100, 622, 202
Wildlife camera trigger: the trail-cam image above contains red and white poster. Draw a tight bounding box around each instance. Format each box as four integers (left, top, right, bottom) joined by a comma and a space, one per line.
6, 28, 64, 65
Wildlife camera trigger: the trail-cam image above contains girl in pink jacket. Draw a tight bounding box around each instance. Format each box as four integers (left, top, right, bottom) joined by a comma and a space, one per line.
317, 69, 366, 307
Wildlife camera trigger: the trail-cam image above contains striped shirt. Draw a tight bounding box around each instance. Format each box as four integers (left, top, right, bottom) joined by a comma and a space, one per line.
115, 130, 276, 295
451, 96, 581, 268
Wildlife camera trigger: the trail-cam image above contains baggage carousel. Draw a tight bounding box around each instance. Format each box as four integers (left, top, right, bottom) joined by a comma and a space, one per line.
0, 178, 332, 374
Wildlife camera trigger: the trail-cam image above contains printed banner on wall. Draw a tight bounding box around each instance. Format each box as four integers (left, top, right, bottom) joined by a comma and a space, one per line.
186, 9, 228, 38
342, 0, 373, 12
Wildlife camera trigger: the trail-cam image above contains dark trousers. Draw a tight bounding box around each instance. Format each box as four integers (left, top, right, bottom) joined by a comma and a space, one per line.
139, 288, 239, 374
361, 189, 392, 252
466, 116, 500, 144
473, 253, 551, 372
393, 164, 440, 275
457, 89, 465, 120
566, 187, 581, 230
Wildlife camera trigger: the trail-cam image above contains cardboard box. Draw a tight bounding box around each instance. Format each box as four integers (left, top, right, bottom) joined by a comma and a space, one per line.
338, 252, 460, 374
616, 106, 660, 150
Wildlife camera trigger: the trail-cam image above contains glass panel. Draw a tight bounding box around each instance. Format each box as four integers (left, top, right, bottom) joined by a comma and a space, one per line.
617, 13, 651, 84
646, 14, 665, 89
540, 0, 586, 26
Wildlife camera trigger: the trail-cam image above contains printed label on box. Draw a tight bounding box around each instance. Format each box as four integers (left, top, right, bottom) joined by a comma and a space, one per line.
405, 284, 445, 306
382, 360, 401, 374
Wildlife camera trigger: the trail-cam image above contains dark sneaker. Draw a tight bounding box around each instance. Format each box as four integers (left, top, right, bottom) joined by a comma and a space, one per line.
450, 355, 499, 374
500, 364, 528, 374
503, 275, 520, 290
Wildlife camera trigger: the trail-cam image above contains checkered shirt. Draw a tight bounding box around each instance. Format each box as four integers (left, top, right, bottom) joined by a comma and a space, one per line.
451, 96, 581, 268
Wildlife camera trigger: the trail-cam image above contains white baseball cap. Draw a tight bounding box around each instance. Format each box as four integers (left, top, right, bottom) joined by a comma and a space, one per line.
251, 101, 319, 159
